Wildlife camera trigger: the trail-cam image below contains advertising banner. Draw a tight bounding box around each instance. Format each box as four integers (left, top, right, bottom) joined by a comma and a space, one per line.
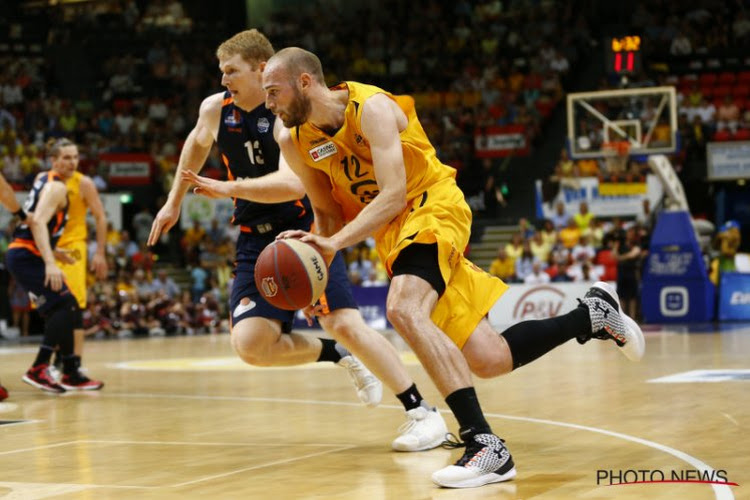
100, 153, 153, 186
488, 282, 596, 331
536, 175, 663, 218
475, 125, 529, 158
718, 272, 750, 321
707, 141, 750, 181
179, 194, 235, 230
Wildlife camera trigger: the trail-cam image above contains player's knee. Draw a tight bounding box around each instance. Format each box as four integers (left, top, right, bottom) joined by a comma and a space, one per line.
386, 297, 424, 334
45, 295, 82, 333
467, 358, 505, 379
319, 310, 360, 345
231, 327, 274, 366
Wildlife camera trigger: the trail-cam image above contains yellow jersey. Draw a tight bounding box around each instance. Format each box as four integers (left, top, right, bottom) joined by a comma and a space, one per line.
290, 81, 456, 224
57, 171, 87, 245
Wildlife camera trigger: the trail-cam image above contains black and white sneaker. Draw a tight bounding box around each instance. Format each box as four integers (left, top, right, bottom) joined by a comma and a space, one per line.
577, 281, 645, 361
432, 429, 516, 488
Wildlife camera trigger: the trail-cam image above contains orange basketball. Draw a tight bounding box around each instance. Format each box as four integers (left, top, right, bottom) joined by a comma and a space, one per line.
254, 239, 329, 311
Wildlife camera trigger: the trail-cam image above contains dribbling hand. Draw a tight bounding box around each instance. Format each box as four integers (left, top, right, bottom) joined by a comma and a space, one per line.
276, 230, 336, 266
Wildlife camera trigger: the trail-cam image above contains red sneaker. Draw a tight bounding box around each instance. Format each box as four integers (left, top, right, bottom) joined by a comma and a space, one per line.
0, 383, 8, 401
60, 372, 104, 391
22, 364, 66, 394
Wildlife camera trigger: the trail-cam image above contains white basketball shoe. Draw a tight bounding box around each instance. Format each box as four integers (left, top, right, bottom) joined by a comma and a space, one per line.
338, 355, 383, 407
392, 406, 448, 452
432, 430, 517, 488
577, 281, 645, 361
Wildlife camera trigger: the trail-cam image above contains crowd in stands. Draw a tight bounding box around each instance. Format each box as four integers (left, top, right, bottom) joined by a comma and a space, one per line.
2, 0, 748, 336
487, 202, 651, 320
1, 0, 596, 337
1, 0, 591, 201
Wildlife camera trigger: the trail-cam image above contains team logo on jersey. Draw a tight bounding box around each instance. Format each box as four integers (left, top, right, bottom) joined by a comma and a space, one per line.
309, 141, 338, 162
224, 110, 243, 126
257, 117, 270, 133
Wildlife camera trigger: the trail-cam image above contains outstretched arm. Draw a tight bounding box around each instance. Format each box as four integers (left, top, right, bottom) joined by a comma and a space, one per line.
147, 93, 221, 246
181, 118, 305, 203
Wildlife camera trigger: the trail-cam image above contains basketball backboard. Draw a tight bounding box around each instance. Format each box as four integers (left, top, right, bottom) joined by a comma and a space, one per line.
567, 86, 678, 159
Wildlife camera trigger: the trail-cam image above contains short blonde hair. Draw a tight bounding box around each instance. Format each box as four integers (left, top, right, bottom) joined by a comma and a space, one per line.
216, 29, 274, 67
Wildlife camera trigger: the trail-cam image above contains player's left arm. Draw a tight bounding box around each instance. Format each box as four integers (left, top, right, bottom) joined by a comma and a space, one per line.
80, 175, 109, 279
327, 94, 407, 252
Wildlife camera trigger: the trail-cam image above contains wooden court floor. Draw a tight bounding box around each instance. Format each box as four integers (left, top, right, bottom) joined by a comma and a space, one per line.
0, 324, 747, 499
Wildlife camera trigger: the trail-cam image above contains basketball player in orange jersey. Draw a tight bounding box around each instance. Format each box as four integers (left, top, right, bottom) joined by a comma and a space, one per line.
6, 139, 104, 393
0, 172, 26, 400
264, 47, 645, 488
148, 30, 447, 452
51, 138, 108, 390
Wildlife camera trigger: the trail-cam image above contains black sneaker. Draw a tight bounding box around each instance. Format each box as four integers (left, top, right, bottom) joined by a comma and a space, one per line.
22, 364, 66, 394
576, 281, 645, 361
60, 372, 104, 391
432, 428, 516, 488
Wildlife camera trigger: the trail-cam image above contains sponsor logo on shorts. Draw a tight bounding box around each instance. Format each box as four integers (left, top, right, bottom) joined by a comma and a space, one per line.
233, 299, 257, 318
308, 142, 338, 162
261, 277, 278, 297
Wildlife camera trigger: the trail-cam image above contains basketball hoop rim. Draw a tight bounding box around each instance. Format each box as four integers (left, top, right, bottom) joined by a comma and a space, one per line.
602, 141, 631, 157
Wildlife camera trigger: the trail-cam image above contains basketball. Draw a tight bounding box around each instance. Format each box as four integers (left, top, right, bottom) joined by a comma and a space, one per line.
254, 239, 329, 310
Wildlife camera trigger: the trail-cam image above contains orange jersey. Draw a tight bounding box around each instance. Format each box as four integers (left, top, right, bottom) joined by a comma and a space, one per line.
289, 81, 456, 225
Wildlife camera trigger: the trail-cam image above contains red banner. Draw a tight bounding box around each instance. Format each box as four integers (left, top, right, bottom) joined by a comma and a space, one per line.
100, 153, 153, 186
474, 125, 529, 158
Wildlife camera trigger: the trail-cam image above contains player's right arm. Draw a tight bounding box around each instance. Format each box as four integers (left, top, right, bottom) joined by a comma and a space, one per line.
0, 172, 23, 215
147, 93, 222, 246
27, 182, 67, 291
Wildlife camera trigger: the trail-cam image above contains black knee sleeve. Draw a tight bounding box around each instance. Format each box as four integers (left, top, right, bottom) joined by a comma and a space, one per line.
43, 295, 81, 356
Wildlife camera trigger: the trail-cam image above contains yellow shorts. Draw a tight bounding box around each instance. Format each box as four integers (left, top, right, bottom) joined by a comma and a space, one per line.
376, 178, 509, 348
56, 239, 87, 309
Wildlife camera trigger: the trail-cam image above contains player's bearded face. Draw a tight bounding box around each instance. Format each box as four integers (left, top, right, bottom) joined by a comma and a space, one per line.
280, 84, 311, 128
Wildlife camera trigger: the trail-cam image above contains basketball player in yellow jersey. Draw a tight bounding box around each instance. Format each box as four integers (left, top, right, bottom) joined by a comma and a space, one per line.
54, 146, 108, 390
265, 47, 644, 489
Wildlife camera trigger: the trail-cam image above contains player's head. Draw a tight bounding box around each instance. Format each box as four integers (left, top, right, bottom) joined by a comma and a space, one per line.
263, 47, 325, 128
216, 29, 274, 109
47, 138, 78, 180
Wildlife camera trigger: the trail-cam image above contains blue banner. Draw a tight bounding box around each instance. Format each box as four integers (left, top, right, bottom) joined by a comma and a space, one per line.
641, 211, 715, 323
718, 273, 750, 321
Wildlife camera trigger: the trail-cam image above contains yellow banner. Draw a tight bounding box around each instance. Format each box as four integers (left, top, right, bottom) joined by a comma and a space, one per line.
599, 182, 647, 195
